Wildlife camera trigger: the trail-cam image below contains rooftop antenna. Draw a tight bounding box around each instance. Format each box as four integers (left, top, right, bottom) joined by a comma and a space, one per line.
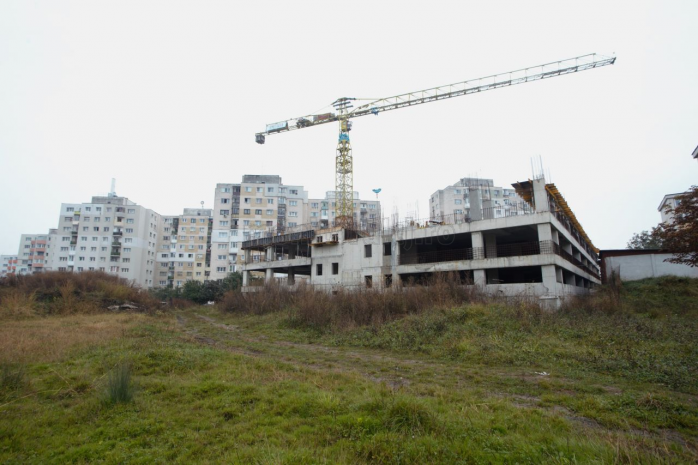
109, 178, 117, 198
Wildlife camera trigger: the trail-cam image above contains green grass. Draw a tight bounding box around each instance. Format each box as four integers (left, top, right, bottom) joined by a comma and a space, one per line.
1, 278, 697, 463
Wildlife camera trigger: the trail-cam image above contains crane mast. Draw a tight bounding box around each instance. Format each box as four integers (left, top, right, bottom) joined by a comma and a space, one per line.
255, 53, 616, 230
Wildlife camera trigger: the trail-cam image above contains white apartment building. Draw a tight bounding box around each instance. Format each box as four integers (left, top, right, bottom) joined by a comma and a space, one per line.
155, 208, 212, 288
430, 177, 527, 222
48, 195, 161, 288
1, 255, 18, 277
657, 193, 686, 224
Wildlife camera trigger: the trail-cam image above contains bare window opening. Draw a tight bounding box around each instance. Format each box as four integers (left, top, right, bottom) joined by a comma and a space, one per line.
384, 274, 392, 287
332, 263, 339, 275
486, 266, 542, 284
316, 264, 323, 276
331, 234, 339, 242
364, 244, 372, 258
365, 276, 373, 288
383, 242, 392, 256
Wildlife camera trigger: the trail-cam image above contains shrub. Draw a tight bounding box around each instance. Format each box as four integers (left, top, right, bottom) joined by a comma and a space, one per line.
0, 271, 159, 316
0, 363, 26, 393
219, 273, 482, 331
105, 362, 133, 404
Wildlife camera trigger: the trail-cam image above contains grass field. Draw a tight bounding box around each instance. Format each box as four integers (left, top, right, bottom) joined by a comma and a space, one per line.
0, 277, 696, 463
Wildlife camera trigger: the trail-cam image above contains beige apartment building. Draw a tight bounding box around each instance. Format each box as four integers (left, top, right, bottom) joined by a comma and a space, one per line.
16, 232, 55, 275
209, 175, 382, 282
48, 194, 161, 288
155, 208, 212, 288
430, 177, 527, 222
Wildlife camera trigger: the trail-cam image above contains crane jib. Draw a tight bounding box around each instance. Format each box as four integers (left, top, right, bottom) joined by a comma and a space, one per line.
255, 54, 616, 140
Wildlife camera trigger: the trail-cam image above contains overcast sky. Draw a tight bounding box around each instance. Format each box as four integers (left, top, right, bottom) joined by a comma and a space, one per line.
1, 0, 696, 254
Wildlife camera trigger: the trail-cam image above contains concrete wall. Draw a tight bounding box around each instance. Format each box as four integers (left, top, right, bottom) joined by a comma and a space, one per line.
604, 253, 698, 282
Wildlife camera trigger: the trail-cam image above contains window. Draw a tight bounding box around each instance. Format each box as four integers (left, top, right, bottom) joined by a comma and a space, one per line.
66, 207, 74, 212
454, 199, 462, 205
82, 227, 88, 231
266, 209, 273, 215
267, 187, 274, 193
289, 212, 298, 217
289, 200, 297, 206
290, 189, 298, 195
365, 276, 373, 288
220, 210, 229, 216
217, 267, 226, 272
244, 209, 251, 215
255, 209, 262, 215
221, 198, 230, 204
218, 232, 228, 238
245, 187, 251, 192
126, 219, 134, 224
364, 245, 372, 258
332, 263, 339, 275
128, 209, 135, 214
256, 187, 263, 193
220, 220, 229, 226
255, 198, 262, 204
125, 228, 133, 233
217, 244, 228, 249
311, 212, 318, 217
316, 264, 323, 276
93, 227, 99, 232
268, 199, 274, 205
222, 187, 231, 193
124, 238, 133, 243
94, 217, 100, 222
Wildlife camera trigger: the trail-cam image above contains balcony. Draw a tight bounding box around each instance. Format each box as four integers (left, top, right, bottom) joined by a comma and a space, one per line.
111, 241, 122, 248
113, 230, 123, 237
110, 249, 121, 256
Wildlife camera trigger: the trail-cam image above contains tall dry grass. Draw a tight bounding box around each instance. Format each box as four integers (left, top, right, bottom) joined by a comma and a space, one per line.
0, 271, 159, 318
220, 273, 482, 330
0, 313, 147, 364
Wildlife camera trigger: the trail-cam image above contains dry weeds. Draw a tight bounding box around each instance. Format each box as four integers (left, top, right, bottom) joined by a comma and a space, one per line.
0, 313, 147, 364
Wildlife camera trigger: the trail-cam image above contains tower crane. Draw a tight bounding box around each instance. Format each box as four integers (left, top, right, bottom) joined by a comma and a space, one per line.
255, 53, 616, 228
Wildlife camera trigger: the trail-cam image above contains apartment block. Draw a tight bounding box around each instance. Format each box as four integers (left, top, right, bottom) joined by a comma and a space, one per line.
48, 195, 161, 288
155, 208, 212, 288
430, 177, 526, 221
242, 175, 600, 307
307, 192, 381, 231
210, 175, 310, 281
1, 255, 18, 277
16, 232, 54, 275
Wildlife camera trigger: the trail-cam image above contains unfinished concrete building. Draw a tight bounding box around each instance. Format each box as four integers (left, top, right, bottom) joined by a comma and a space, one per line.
241, 176, 601, 305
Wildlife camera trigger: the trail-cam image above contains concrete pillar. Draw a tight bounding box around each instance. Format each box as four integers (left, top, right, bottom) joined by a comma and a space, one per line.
474, 269, 486, 287
541, 264, 558, 293
265, 268, 273, 283
532, 177, 550, 212
469, 187, 483, 221
484, 233, 497, 259
242, 270, 249, 287
288, 268, 295, 285
471, 231, 484, 260
537, 223, 553, 243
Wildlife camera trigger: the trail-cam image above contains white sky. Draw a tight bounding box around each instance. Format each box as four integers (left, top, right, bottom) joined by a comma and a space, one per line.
1, 0, 696, 254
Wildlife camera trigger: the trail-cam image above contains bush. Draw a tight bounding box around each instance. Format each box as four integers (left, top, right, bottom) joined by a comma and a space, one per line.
0, 271, 159, 316
0, 363, 26, 393
105, 362, 133, 404
219, 273, 482, 331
